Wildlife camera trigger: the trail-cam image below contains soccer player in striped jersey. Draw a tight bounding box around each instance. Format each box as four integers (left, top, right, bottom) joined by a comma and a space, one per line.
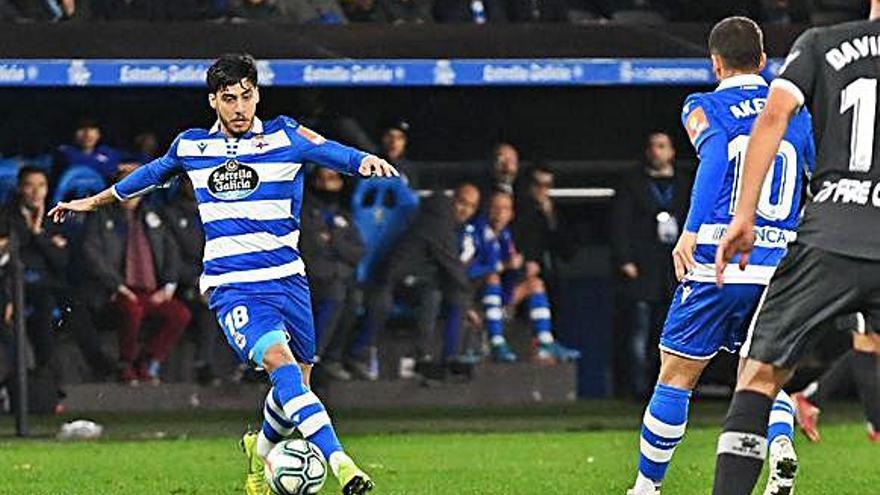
49, 54, 396, 495
626, 18, 814, 495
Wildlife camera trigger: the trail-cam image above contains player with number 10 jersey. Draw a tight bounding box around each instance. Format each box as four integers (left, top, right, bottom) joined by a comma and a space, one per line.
664, 71, 814, 360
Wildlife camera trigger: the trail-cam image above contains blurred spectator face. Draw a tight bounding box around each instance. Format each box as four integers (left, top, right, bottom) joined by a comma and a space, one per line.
645, 133, 675, 170
529, 169, 553, 202
134, 132, 159, 158
209, 79, 259, 137
453, 184, 480, 223
19, 171, 48, 210
488, 192, 514, 231
75, 124, 101, 151
493, 143, 519, 182
382, 129, 408, 162
247, 0, 266, 4
315, 168, 344, 193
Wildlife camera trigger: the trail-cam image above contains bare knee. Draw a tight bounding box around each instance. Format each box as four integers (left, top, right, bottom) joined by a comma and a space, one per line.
735, 358, 789, 397
657, 352, 710, 391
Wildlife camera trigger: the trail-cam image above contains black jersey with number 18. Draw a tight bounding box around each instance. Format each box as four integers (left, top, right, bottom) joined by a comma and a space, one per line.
773, 20, 880, 259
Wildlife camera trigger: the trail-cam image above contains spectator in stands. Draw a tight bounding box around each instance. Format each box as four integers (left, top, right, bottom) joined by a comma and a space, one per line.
478, 142, 521, 203
300, 168, 365, 381
611, 131, 689, 398
354, 183, 479, 378
434, 0, 507, 22
228, 0, 283, 20
462, 190, 580, 363
81, 171, 190, 385
277, 0, 347, 23
162, 177, 223, 386
512, 164, 572, 281
90, 0, 212, 20
298, 91, 378, 153
54, 118, 120, 181
4, 167, 68, 391
381, 119, 419, 188
132, 131, 160, 164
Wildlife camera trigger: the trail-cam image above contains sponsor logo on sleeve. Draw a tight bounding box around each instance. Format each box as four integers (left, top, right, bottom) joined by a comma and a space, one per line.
685, 106, 710, 144
297, 126, 326, 145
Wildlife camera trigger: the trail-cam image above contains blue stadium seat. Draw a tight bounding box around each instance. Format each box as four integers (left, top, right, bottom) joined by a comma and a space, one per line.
0, 164, 19, 206
351, 178, 419, 283
52, 165, 107, 205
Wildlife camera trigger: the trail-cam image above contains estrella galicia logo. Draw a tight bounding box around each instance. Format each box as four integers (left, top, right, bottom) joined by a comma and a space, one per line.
207, 160, 260, 200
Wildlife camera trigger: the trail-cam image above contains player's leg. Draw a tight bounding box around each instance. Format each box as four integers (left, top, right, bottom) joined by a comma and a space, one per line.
629, 352, 707, 495
482, 273, 515, 361
630, 281, 759, 494
519, 276, 580, 362
851, 326, 880, 441
712, 243, 860, 495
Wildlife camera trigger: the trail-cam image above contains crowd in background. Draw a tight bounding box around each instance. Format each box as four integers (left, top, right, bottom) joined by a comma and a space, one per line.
0, 0, 869, 24
0, 114, 612, 414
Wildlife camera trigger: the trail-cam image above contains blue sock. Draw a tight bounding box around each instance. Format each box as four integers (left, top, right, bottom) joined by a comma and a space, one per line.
270, 364, 343, 460
313, 299, 338, 347
767, 390, 795, 445
638, 383, 692, 485
527, 292, 553, 341
443, 304, 464, 360
482, 283, 504, 341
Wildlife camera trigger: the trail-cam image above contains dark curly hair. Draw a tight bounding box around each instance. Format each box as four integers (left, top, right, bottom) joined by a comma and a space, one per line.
206, 53, 258, 93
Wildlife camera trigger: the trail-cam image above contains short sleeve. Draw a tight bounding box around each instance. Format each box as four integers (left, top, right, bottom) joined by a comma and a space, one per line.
771, 28, 819, 108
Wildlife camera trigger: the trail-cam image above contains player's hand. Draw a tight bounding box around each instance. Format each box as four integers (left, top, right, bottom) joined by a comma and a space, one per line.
620, 262, 639, 280
715, 215, 755, 287
48, 196, 97, 223
672, 231, 698, 282
358, 155, 399, 178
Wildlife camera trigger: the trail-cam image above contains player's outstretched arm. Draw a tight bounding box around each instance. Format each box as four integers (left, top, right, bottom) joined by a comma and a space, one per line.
48, 188, 118, 223
715, 87, 800, 286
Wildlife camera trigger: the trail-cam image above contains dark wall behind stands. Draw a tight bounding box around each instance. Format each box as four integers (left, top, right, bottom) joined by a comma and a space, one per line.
1, 86, 702, 161
0, 23, 806, 59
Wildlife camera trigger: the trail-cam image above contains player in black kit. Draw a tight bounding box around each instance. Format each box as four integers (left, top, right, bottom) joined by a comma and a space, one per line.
712, 2, 880, 494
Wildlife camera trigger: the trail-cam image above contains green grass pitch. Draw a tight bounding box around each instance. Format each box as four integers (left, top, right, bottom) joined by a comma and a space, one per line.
1, 402, 877, 494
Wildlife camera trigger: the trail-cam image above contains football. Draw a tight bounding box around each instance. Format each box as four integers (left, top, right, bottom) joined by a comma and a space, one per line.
264, 439, 327, 495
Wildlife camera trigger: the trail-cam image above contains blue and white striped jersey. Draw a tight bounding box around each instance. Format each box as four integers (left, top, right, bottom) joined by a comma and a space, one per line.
112, 116, 367, 293
681, 74, 815, 284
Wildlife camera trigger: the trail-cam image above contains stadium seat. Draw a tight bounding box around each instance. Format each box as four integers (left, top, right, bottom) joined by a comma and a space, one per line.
351, 178, 419, 283
0, 164, 19, 206
52, 165, 107, 205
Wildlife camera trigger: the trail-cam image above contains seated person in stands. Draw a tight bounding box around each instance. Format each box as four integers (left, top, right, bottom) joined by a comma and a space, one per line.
162, 176, 224, 386
354, 183, 480, 378
54, 118, 120, 181
81, 170, 190, 385
299, 168, 365, 381
461, 190, 580, 363
381, 119, 418, 188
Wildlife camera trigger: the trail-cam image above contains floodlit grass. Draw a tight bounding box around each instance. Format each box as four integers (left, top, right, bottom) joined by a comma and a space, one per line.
0, 403, 876, 494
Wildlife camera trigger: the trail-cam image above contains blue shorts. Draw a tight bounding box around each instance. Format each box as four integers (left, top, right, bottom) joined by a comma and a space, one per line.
209, 275, 316, 367
660, 281, 765, 360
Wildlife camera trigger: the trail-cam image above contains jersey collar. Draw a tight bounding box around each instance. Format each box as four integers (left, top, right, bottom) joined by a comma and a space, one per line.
715, 74, 768, 92
208, 116, 264, 137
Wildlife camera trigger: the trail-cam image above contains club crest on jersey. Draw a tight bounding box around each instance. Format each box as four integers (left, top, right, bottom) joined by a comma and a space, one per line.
207, 159, 260, 201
